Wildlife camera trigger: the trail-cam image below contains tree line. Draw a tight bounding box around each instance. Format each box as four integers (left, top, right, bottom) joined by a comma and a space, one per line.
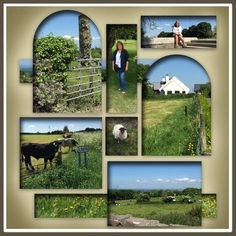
158, 22, 216, 39
109, 188, 202, 201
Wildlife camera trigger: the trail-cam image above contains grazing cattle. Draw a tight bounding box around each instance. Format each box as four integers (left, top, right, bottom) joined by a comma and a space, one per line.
57, 138, 78, 152
21, 141, 62, 171
112, 124, 128, 143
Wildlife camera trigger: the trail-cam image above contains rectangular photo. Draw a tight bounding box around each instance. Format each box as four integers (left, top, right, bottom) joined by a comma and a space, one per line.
19, 59, 33, 83
106, 24, 137, 113
108, 162, 202, 227
20, 118, 102, 189
142, 56, 211, 156
141, 16, 216, 49
106, 117, 138, 156
35, 194, 107, 218
202, 194, 217, 218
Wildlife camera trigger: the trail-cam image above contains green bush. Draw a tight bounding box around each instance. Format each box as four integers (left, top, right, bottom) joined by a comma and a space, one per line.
33, 35, 78, 112
135, 192, 150, 203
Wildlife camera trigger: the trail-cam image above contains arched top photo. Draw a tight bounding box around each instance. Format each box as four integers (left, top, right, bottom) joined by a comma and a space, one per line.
146, 54, 211, 96
32, 10, 103, 113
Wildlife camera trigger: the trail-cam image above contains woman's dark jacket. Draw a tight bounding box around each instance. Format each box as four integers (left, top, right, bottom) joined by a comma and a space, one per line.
112, 49, 129, 72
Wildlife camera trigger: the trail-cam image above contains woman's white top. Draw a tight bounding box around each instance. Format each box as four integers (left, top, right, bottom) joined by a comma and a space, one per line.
115, 51, 121, 68
173, 26, 182, 35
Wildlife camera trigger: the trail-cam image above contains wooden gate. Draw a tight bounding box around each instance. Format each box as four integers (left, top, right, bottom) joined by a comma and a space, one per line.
66, 58, 102, 102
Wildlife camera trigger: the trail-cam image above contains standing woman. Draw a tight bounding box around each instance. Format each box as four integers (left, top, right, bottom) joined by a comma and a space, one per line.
112, 41, 129, 94
173, 21, 186, 48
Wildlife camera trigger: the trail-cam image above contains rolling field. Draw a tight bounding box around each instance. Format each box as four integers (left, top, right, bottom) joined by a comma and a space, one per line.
35, 194, 107, 218
20, 132, 102, 189
109, 196, 201, 226
106, 118, 138, 156
107, 40, 137, 113
142, 97, 199, 156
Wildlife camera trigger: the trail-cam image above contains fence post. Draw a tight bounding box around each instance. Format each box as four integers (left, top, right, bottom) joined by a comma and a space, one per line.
200, 113, 207, 153
184, 106, 188, 117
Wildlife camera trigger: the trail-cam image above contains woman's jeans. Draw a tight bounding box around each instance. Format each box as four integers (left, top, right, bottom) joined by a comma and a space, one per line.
117, 69, 126, 91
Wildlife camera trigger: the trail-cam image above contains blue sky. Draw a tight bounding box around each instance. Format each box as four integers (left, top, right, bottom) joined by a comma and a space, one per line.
140, 56, 210, 92
109, 162, 201, 190
20, 59, 33, 72
36, 11, 101, 48
142, 16, 216, 37
21, 118, 101, 133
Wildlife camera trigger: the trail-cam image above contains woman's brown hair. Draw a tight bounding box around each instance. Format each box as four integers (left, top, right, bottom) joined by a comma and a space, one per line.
174, 21, 180, 27
116, 41, 124, 50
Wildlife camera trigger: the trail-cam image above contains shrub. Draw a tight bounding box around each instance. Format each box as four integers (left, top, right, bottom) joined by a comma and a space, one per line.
33, 35, 78, 112
162, 196, 176, 203
135, 192, 150, 203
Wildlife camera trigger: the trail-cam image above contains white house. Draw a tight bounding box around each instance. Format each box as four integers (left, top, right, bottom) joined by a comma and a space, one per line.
153, 74, 190, 95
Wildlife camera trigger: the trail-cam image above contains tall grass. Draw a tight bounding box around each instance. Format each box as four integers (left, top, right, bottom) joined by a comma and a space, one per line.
198, 95, 211, 152
35, 194, 107, 218
20, 132, 102, 189
202, 194, 217, 218
143, 97, 199, 156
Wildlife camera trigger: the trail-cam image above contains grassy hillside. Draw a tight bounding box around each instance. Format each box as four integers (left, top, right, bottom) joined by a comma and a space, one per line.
142, 97, 199, 156
107, 40, 137, 113
20, 132, 102, 189
110, 196, 201, 226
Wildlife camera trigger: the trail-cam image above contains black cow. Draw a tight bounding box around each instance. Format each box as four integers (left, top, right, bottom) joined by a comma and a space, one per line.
21, 141, 62, 171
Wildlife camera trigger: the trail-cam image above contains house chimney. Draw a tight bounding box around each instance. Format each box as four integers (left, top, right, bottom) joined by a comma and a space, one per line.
165, 74, 170, 82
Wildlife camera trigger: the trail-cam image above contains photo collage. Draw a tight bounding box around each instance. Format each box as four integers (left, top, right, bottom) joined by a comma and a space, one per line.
5, 4, 232, 232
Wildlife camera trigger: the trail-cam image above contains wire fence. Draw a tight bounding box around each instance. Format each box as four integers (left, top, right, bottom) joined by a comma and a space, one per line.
66, 58, 102, 102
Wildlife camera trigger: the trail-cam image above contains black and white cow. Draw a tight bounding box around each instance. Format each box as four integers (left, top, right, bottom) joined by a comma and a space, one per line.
21, 141, 62, 171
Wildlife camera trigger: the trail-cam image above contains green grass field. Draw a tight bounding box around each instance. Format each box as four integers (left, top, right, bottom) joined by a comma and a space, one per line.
20, 132, 102, 189
109, 196, 201, 226
142, 97, 199, 156
107, 40, 137, 113
106, 117, 138, 156
35, 194, 107, 218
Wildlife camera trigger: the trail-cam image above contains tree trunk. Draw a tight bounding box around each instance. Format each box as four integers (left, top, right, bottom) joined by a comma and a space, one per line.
79, 14, 92, 63
79, 14, 93, 91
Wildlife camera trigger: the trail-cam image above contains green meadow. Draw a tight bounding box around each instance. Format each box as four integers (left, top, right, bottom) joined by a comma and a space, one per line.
20, 132, 102, 189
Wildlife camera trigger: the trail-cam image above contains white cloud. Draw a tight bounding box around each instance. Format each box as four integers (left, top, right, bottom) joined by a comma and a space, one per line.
152, 178, 170, 183
175, 177, 190, 182
63, 35, 72, 39
165, 23, 171, 26
68, 123, 75, 128
136, 179, 147, 183
157, 26, 163, 30
27, 125, 36, 128
174, 177, 200, 183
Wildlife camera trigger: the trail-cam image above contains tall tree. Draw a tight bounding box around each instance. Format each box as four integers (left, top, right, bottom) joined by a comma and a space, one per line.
63, 125, 69, 133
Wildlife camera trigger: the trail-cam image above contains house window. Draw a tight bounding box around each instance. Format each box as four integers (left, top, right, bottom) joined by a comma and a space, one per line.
167, 91, 172, 94
182, 91, 186, 94
175, 91, 180, 94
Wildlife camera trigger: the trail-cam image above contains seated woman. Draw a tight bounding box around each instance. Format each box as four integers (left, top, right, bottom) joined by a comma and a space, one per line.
173, 21, 187, 48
